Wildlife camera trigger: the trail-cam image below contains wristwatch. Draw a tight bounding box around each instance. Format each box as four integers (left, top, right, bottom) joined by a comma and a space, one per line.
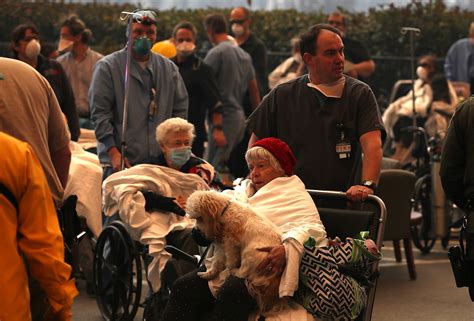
361, 180, 377, 192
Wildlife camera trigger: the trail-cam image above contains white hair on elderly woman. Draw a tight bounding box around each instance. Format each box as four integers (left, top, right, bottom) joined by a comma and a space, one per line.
245, 146, 286, 176
156, 117, 195, 145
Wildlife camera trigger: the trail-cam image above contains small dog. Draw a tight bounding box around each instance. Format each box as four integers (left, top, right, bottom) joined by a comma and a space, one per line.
186, 190, 285, 314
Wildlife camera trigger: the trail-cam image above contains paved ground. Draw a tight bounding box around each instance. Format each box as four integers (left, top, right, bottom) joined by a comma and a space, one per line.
73, 240, 474, 321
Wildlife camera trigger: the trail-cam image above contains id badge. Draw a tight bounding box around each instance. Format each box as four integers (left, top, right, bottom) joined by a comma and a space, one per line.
335, 123, 351, 159
336, 142, 351, 159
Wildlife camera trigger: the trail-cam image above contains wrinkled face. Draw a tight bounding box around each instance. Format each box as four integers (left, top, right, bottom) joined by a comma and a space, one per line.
160, 130, 192, 160
304, 29, 344, 84
248, 159, 284, 191
131, 23, 157, 44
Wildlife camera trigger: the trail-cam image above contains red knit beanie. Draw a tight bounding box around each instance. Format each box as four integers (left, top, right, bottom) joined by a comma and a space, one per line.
251, 137, 296, 176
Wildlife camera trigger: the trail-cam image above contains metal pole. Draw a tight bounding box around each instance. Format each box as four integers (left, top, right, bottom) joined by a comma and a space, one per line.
401, 27, 421, 127
119, 11, 143, 170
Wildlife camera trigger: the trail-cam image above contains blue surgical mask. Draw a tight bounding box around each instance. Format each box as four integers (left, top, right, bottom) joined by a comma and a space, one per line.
169, 146, 192, 168
134, 36, 152, 56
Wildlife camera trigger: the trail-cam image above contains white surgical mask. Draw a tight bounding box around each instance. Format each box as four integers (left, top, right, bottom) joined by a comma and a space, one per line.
25, 39, 41, 59
231, 24, 245, 37
416, 66, 429, 81
176, 41, 196, 58
58, 38, 74, 52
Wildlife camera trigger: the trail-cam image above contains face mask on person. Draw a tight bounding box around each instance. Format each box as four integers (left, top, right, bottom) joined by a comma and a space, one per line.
134, 36, 153, 56
58, 38, 74, 52
231, 23, 245, 37
25, 39, 41, 59
169, 146, 192, 167
416, 66, 429, 81
176, 41, 196, 58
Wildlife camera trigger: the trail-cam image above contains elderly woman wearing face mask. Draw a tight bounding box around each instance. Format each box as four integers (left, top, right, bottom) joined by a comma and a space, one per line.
155, 117, 224, 190
162, 137, 380, 321
382, 55, 455, 163
10, 23, 80, 142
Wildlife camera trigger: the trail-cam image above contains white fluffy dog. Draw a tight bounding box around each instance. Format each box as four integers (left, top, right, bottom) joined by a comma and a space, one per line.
186, 190, 284, 314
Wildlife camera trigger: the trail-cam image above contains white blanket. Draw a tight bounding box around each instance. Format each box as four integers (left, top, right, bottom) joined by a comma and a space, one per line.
64, 141, 102, 237
102, 164, 209, 291
222, 176, 327, 321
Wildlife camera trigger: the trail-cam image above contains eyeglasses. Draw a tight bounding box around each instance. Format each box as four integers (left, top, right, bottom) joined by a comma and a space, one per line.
229, 19, 246, 25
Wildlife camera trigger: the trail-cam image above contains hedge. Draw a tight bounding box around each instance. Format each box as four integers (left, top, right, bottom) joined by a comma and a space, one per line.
0, 0, 471, 103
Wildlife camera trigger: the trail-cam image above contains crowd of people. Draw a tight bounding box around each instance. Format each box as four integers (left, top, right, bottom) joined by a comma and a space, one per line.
0, 5, 473, 321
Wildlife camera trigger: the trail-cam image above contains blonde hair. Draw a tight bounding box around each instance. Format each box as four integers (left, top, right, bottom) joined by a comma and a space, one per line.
245, 146, 285, 176
156, 117, 195, 145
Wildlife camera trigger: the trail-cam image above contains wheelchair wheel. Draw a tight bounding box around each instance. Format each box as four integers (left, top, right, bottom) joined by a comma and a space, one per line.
411, 174, 436, 254
93, 221, 142, 321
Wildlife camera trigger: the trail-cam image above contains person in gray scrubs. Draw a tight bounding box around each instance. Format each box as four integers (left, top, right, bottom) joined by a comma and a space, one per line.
203, 13, 260, 174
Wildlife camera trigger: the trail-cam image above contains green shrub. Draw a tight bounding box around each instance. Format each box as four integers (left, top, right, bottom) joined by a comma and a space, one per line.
0, 0, 471, 102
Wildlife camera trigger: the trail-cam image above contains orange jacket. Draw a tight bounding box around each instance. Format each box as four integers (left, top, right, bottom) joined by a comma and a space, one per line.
0, 132, 78, 321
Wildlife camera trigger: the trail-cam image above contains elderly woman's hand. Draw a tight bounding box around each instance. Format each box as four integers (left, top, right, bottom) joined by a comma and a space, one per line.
256, 245, 286, 276
174, 195, 187, 210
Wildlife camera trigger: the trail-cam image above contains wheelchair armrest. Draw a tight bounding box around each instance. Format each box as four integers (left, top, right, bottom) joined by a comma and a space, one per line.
165, 245, 199, 265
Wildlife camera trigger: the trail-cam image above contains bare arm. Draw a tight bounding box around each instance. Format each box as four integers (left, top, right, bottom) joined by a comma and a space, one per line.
346, 130, 382, 202
50, 144, 71, 189
210, 111, 227, 147
360, 130, 383, 184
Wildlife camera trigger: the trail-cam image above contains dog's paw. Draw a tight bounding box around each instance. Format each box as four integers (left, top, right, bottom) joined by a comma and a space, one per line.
231, 267, 248, 279
197, 270, 218, 280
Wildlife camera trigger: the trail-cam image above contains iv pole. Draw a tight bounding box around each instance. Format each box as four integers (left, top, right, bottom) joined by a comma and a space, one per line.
118, 10, 144, 171
401, 27, 421, 128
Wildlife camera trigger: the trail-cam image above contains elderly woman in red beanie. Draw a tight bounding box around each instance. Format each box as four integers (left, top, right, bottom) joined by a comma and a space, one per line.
162, 137, 379, 321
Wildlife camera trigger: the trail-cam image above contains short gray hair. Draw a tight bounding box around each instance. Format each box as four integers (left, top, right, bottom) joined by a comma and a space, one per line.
156, 117, 195, 145
245, 146, 285, 176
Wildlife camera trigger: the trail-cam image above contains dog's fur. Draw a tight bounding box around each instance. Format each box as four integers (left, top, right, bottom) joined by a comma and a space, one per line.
186, 190, 285, 314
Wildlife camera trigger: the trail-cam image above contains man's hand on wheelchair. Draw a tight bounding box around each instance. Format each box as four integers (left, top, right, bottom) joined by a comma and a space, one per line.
346, 185, 374, 202
256, 245, 286, 276
142, 191, 186, 216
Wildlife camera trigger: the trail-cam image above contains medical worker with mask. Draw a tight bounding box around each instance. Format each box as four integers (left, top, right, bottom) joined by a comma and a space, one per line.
89, 10, 189, 179
10, 23, 80, 141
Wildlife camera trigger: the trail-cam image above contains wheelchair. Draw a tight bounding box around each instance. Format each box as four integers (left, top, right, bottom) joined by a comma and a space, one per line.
92, 189, 386, 321
394, 126, 457, 254
382, 79, 457, 254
